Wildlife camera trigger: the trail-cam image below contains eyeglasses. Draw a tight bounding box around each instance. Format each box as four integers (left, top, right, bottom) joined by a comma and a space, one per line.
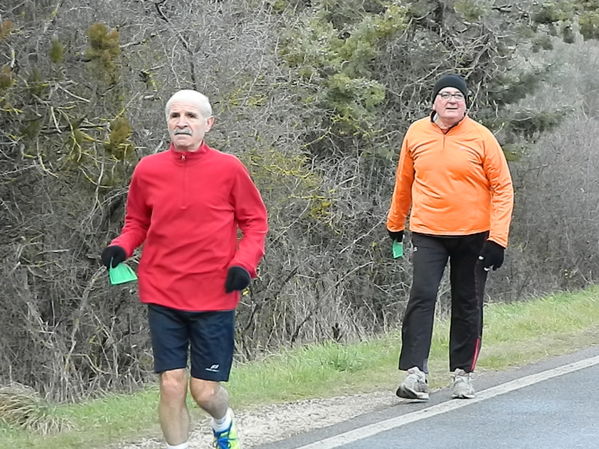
437, 92, 465, 101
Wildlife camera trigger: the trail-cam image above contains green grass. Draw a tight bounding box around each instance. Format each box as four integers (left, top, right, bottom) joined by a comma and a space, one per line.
2, 286, 598, 449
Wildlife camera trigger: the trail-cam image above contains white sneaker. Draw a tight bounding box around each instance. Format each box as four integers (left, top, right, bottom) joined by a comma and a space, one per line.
451, 368, 475, 399
396, 367, 429, 400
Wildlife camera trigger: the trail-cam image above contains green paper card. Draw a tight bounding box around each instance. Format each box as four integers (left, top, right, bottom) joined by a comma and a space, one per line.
392, 241, 404, 259
109, 263, 138, 285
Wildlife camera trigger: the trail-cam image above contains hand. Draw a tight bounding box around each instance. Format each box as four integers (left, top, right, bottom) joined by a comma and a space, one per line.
478, 240, 505, 271
101, 245, 126, 269
387, 229, 404, 242
225, 266, 251, 293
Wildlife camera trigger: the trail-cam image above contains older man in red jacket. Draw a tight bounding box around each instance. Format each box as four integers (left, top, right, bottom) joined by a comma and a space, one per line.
101, 89, 268, 449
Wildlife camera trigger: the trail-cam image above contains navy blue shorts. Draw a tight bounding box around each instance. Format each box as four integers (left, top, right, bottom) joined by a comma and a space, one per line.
147, 304, 235, 381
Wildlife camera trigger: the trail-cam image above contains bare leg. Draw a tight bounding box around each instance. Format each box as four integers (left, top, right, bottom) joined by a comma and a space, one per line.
189, 378, 229, 419
159, 369, 191, 445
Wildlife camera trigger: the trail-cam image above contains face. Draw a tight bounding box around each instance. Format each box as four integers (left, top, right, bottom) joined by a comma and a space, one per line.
167, 100, 214, 151
433, 87, 467, 125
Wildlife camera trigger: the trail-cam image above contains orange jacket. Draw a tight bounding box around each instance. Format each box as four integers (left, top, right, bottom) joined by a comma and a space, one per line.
387, 115, 513, 247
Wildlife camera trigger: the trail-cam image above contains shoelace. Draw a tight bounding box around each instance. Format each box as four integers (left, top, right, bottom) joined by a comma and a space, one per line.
407, 370, 427, 383
214, 430, 236, 449
409, 374, 425, 382
454, 373, 472, 385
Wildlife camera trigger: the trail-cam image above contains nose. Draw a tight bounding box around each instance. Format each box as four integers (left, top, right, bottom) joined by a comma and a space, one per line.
175, 116, 188, 127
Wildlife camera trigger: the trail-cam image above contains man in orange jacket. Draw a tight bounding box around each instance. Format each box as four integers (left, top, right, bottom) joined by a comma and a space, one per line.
387, 74, 513, 400
101, 90, 268, 449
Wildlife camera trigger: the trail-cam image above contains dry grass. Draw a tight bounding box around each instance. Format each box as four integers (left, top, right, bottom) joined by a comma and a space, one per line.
0, 383, 72, 435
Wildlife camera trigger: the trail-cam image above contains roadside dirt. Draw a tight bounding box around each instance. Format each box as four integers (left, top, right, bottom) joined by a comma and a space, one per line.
116, 390, 399, 448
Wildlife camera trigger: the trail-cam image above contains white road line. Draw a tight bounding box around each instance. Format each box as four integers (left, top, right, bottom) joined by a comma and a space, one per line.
295, 355, 599, 449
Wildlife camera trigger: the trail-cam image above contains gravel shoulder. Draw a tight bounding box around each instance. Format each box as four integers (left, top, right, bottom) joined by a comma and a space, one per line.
117, 390, 398, 449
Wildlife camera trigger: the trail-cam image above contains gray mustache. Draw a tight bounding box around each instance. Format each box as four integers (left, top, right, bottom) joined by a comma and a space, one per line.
174, 129, 192, 136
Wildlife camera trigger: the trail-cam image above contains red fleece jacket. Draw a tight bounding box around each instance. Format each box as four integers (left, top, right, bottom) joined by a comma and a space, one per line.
111, 142, 268, 311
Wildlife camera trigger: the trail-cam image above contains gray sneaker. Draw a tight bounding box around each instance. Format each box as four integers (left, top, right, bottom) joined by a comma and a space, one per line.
396, 367, 429, 400
451, 368, 475, 399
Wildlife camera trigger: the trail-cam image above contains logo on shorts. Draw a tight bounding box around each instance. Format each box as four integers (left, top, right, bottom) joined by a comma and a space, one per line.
205, 364, 220, 373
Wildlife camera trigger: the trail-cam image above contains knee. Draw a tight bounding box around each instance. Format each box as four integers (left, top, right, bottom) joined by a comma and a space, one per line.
160, 370, 188, 403
190, 380, 221, 408
408, 287, 438, 309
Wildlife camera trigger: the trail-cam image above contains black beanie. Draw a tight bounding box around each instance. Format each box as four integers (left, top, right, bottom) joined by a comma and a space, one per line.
432, 74, 469, 106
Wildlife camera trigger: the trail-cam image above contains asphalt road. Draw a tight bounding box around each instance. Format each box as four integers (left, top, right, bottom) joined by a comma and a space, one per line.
255, 345, 599, 449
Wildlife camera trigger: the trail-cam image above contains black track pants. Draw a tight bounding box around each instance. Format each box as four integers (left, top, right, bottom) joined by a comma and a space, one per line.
398, 232, 488, 373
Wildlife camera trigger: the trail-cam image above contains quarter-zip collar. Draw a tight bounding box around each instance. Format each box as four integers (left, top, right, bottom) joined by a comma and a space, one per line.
430, 111, 467, 133
169, 141, 210, 162
168, 142, 210, 210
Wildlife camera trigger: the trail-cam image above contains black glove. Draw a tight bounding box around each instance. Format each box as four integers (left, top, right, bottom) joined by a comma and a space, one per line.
101, 245, 127, 269
478, 240, 505, 271
388, 229, 404, 242
225, 266, 251, 293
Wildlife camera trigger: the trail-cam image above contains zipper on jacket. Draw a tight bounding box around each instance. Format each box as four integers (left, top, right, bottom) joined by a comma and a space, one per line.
180, 153, 188, 209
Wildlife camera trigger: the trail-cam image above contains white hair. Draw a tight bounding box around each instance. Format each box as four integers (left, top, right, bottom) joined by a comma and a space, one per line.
165, 90, 213, 120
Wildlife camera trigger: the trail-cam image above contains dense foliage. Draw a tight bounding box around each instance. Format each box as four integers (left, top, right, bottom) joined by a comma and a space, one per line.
1, 0, 598, 401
